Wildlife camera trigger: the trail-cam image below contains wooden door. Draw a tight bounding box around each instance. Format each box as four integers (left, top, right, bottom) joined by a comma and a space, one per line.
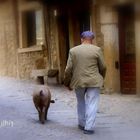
57, 5, 90, 83
119, 5, 136, 94
69, 10, 90, 47
57, 14, 70, 83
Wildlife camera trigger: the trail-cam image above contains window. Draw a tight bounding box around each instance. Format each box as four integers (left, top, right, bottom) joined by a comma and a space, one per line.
23, 10, 44, 47
18, 1, 45, 53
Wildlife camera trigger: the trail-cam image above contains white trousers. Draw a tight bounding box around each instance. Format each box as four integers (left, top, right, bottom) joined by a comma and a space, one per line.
75, 87, 100, 131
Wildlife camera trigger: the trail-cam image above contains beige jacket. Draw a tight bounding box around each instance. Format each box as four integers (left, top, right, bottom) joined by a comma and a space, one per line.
64, 44, 106, 89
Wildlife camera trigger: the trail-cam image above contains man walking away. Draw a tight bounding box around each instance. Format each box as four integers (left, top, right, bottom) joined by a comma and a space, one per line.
64, 31, 106, 135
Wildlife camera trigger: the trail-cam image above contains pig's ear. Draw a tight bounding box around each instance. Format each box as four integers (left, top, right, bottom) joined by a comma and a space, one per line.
40, 90, 44, 96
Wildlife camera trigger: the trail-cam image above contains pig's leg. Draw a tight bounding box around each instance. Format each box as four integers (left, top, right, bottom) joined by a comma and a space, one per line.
45, 103, 50, 120
39, 111, 41, 121
37, 107, 41, 121
45, 108, 48, 120
34, 105, 41, 121
40, 107, 46, 124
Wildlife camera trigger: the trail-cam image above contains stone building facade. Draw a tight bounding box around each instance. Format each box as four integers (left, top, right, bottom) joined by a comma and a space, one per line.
0, 0, 140, 95
0, 0, 18, 77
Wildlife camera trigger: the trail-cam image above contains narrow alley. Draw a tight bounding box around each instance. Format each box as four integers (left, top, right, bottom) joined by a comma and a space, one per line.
0, 77, 140, 140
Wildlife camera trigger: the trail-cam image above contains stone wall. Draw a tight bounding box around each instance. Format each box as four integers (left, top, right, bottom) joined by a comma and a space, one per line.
91, 5, 104, 48
17, 50, 48, 79
17, 5, 59, 79
0, 0, 18, 77
99, 6, 120, 93
95, 0, 140, 95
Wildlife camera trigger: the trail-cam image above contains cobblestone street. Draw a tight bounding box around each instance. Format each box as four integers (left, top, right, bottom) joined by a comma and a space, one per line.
0, 77, 140, 140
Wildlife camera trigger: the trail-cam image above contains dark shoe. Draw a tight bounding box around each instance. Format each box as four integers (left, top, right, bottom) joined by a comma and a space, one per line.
84, 130, 94, 135
78, 125, 85, 130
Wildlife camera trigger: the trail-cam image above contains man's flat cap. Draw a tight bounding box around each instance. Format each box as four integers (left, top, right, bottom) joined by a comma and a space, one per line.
81, 31, 95, 39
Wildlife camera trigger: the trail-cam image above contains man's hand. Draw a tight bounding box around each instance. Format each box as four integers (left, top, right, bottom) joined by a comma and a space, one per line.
67, 86, 73, 91
63, 84, 73, 91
